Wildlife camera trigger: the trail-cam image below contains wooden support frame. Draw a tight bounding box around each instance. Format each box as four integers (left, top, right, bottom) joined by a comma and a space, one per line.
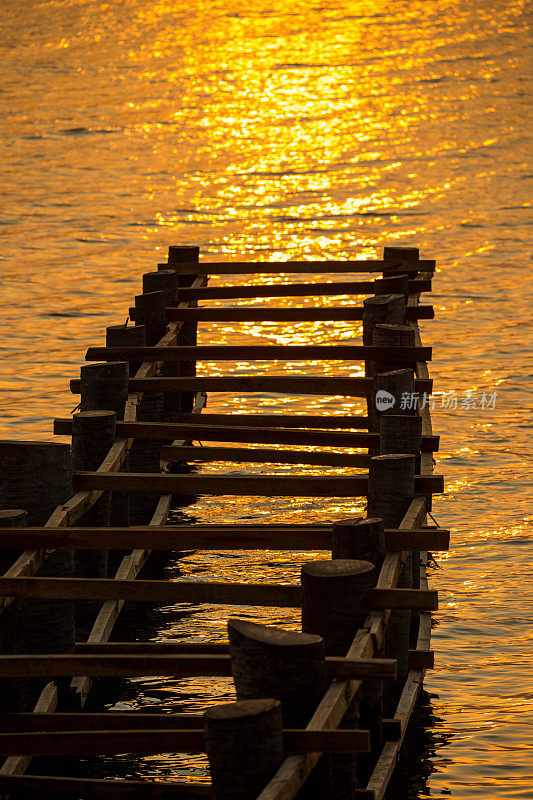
161, 259, 436, 275
85, 344, 432, 363
165, 305, 435, 322
69, 471, 444, 496
0, 526, 450, 553
0, 654, 397, 681
0, 577, 438, 610
69, 375, 434, 396
54, 418, 440, 451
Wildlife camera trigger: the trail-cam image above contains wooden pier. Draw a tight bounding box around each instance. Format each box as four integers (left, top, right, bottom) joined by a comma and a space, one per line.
0, 245, 445, 799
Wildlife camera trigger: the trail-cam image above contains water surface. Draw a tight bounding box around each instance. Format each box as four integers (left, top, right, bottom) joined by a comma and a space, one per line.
1, 1, 532, 797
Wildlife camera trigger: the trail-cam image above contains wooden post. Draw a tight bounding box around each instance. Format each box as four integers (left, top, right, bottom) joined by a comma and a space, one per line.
134, 290, 167, 346
106, 323, 146, 377
367, 454, 415, 692
168, 245, 200, 413
302, 559, 376, 798
79, 360, 130, 567
142, 270, 178, 307
71, 411, 116, 634
369, 322, 416, 376
143, 270, 182, 420
0, 441, 71, 525
368, 368, 416, 440
374, 274, 409, 298
80, 361, 129, 419
128, 391, 165, 524
331, 518, 385, 785
227, 618, 327, 727
0, 442, 75, 710
204, 698, 284, 800
332, 517, 384, 564
0, 511, 27, 712
362, 295, 405, 348
379, 414, 423, 640
383, 245, 420, 277
380, 414, 422, 471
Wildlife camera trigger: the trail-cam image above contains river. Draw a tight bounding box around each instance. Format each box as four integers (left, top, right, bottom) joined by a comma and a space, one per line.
1, 1, 532, 797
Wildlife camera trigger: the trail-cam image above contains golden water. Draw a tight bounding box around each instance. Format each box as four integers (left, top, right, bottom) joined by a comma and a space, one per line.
1, 1, 532, 797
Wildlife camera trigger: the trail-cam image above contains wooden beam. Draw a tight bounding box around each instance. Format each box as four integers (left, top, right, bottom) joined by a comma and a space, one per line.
85, 344, 432, 363
0, 576, 302, 607
0, 728, 371, 756
0, 577, 437, 610
69, 375, 434, 396
0, 654, 396, 680
408, 649, 435, 669
138, 413, 370, 429
70, 471, 445, 497
158, 445, 370, 467
54, 418, 440, 452
165, 306, 434, 322
0, 774, 211, 799
160, 259, 435, 275
0, 526, 450, 553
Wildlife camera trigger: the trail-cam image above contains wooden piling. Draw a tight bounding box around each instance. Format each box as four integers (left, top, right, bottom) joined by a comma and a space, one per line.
144, 269, 183, 419
0, 441, 71, 525
143, 270, 178, 306
368, 454, 415, 691
369, 368, 416, 438
362, 295, 405, 348
379, 414, 424, 638
167, 245, 200, 413
0, 511, 27, 712
106, 324, 146, 377
134, 290, 167, 346
204, 698, 284, 800
369, 322, 416, 375
302, 559, 376, 798
79, 361, 130, 565
71, 411, 116, 635
331, 518, 385, 786
227, 618, 327, 728
0, 442, 75, 711
80, 362, 129, 418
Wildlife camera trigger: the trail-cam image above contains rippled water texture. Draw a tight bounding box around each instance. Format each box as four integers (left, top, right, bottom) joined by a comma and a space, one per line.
1, 1, 532, 797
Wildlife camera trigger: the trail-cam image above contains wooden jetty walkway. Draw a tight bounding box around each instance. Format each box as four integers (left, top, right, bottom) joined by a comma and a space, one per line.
0, 245, 446, 799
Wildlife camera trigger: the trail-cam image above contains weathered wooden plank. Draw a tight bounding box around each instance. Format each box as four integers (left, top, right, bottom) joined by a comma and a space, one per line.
0, 774, 211, 799
0, 526, 449, 553
161, 259, 435, 275
145, 412, 370, 429
54, 418, 439, 452
54, 418, 440, 452
85, 345, 432, 363
0, 712, 205, 731
0, 576, 302, 607
0, 654, 396, 680
70, 471, 444, 496
70, 375, 433, 397
158, 445, 370, 467
165, 306, 434, 322
0, 578, 436, 610
0, 728, 370, 756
